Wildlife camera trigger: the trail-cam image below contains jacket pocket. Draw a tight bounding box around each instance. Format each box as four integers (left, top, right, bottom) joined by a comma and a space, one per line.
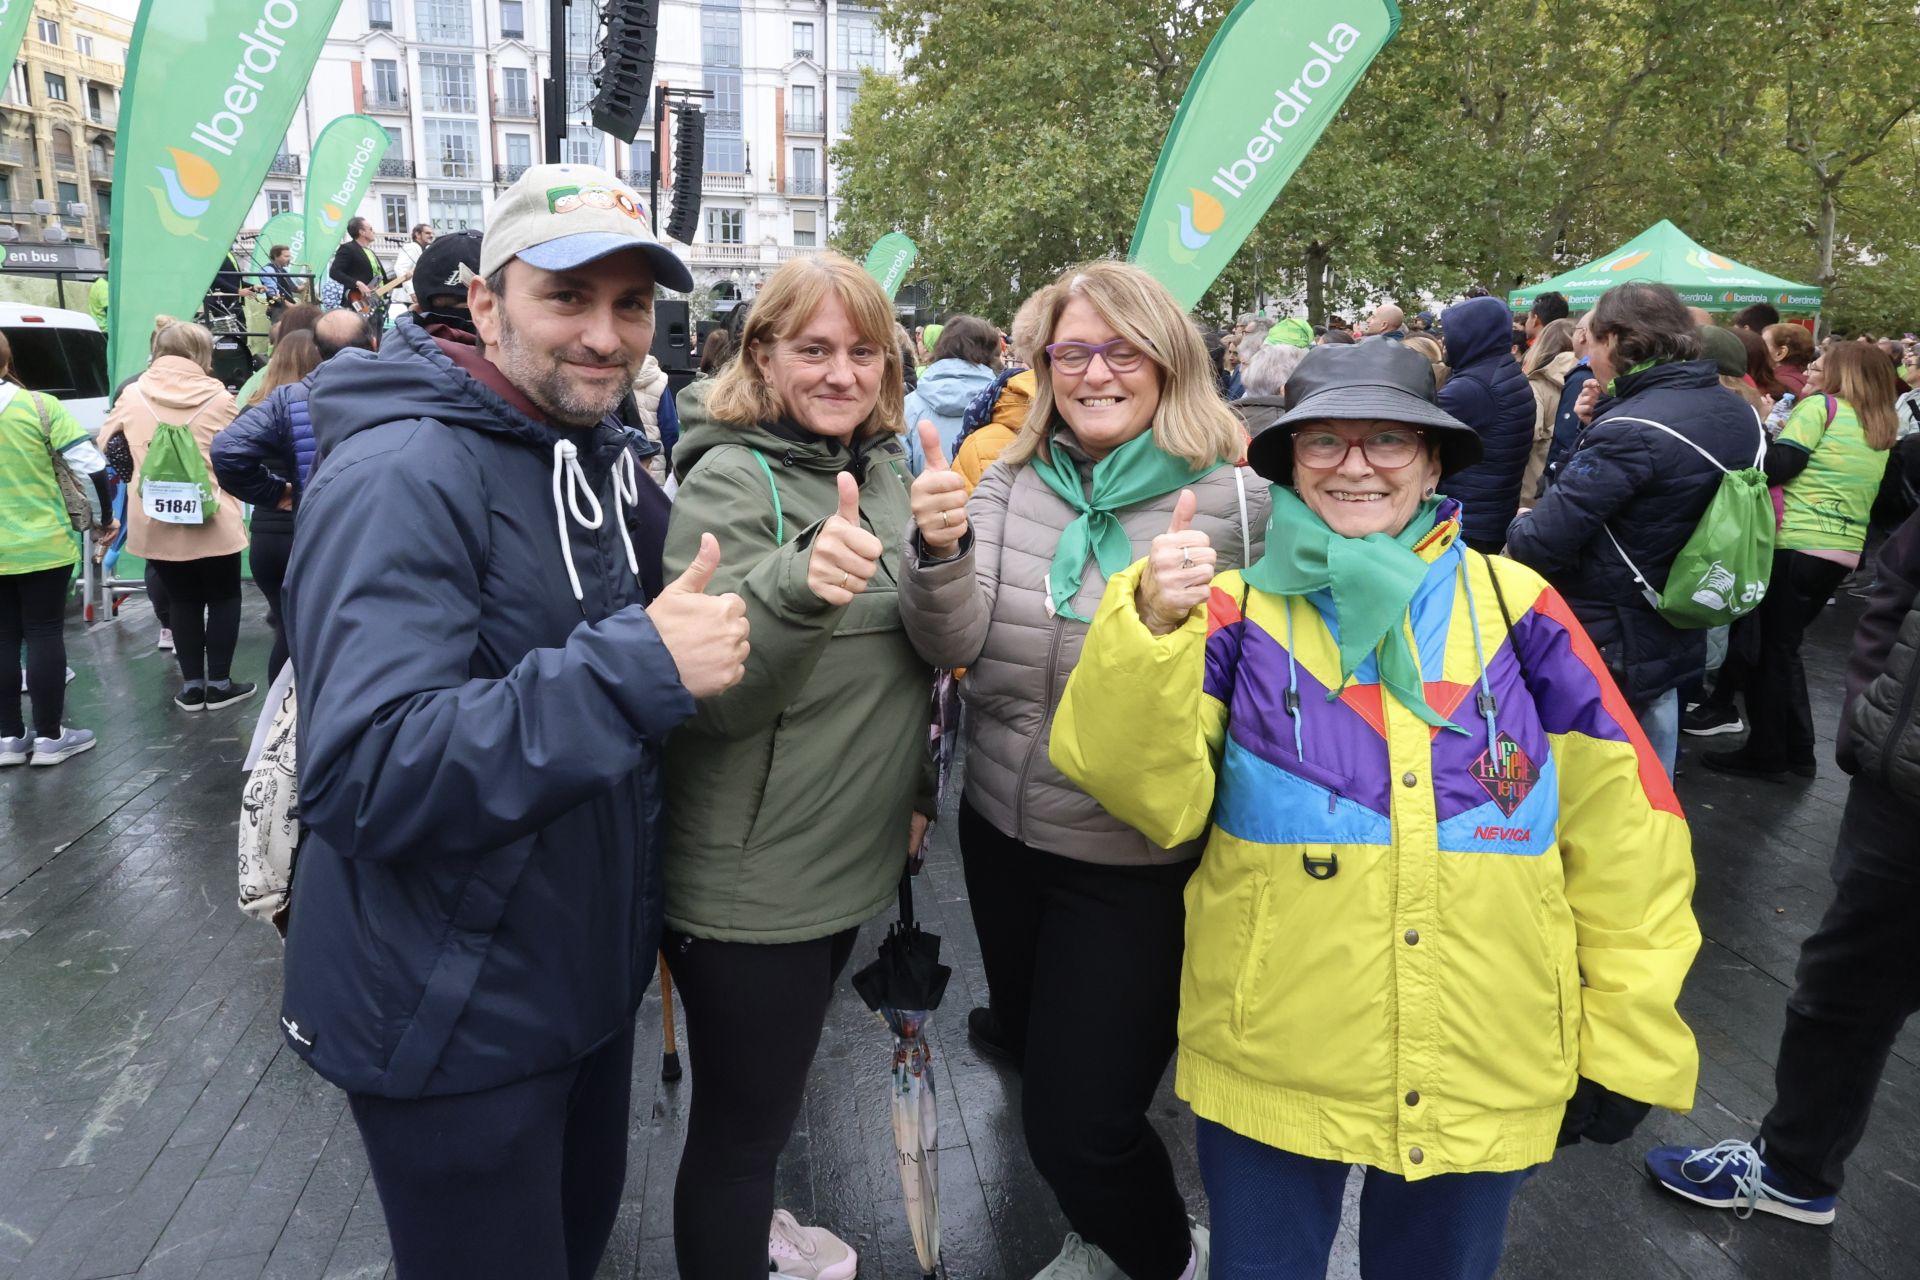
1229, 874, 1272, 1040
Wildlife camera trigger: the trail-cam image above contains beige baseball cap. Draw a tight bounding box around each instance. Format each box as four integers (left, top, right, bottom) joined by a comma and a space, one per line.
479, 163, 693, 292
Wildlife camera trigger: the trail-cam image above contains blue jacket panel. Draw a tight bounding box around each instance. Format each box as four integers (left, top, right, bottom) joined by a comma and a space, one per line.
1543, 362, 1595, 490
211, 377, 320, 509
279, 316, 696, 1098
904, 358, 998, 472
1505, 359, 1765, 703
1437, 297, 1535, 546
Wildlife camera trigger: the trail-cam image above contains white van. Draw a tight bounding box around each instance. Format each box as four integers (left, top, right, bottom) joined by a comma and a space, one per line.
0, 302, 110, 436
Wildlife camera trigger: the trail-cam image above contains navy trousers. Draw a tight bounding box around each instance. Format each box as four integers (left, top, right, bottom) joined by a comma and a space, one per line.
1196, 1118, 1532, 1279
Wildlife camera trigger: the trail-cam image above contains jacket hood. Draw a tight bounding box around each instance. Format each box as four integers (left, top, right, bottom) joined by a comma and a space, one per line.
136, 355, 230, 415
1609, 358, 1723, 403
673, 385, 908, 485
309, 314, 574, 457
1440, 297, 1516, 370
1529, 350, 1580, 389
912, 359, 999, 416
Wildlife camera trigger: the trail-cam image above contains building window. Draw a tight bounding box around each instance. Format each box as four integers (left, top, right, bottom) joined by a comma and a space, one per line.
383, 192, 409, 233
564, 124, 600, 167
566, 63, 591, 116
706, 208, 742, 245
371, 58, 403, 105
42, 73, 68, 102
791, 147, 816, 193
793, 208, 816, 247
368, 0, 392, 26
50, 128, 74, 169
793, 21, 814, 59
500, 66, 531, 114
420, 51, 477, 112
505, 132, 532, 167
417, 0, 472, 43
629, 139, 652, 181
76, 34, 93, 56
499, 0, 523, 36
566, 0, 595, 46
424, 118, 480, 178
838, 10, 882, 72
790, 84, 816, 129
88, 138, 108, 173
835, 79, 859, 133
35, 19, 59, 45
267, 188, 294, 215
56, 180, 80, 208
702, 10, 741, 68
428, 187, 485, 231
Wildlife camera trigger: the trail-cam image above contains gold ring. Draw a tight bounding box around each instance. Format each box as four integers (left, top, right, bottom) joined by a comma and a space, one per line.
940, 510, 952, 528
840, 571, 852, 589
1180, 549, 1194, 569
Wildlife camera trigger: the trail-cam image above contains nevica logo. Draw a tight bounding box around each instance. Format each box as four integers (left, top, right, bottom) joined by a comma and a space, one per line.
146, 0, 305, 239
1164, 22, 1365, 267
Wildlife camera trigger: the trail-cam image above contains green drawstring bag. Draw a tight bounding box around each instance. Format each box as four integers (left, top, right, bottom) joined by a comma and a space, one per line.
1603, 416, 1774, 629
134, 388, 220, 525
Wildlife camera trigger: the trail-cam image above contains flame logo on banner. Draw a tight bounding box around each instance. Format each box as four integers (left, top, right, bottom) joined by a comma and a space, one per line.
318, 201, 345, 229
1170, 189, 1226, 264
150, 147, 221, 237
1602, 249, 1651, 273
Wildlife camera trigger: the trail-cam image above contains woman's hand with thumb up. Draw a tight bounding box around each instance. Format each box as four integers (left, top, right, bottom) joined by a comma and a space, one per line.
1136, 489, 1215, 637
909, 420, 970, 555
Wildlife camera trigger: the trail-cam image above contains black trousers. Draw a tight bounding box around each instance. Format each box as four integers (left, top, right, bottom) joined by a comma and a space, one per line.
1, 565, 71, 739
143, 561, 171, 629
348, 1027, 634, 1280
1740, 550, 1849, 770
667, 926, 859, 1280
249, 510, 295, 682
959, 800, 1194, 1280
1760, 776, 1920, 1199
148, 553, 243, 683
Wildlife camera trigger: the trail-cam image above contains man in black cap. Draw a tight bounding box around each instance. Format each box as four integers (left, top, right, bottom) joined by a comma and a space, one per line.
407, 228, 483, 332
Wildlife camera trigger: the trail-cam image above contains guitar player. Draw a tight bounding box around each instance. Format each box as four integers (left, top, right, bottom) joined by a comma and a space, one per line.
326, 218, 410, 325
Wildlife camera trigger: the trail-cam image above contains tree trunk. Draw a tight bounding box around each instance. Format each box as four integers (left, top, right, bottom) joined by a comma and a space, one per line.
1304, 240, 1329, 327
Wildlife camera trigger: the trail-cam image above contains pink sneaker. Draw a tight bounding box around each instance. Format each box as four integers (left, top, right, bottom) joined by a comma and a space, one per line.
769, 1208, 858, 1280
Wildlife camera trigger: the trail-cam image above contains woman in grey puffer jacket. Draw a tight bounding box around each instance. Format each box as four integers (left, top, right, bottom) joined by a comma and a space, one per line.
899, 261, 1266, 1280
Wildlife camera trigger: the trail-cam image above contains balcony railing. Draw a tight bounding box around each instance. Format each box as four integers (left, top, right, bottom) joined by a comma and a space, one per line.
494, 94, 536, 120
501, 25, 524, 38
784, 176, 821, 196
0, 140, 25, 165
495, 163, 532, 186
365, 87, 409, 112
706, 110, 742, 131
268, 153, 302, 176
376, 158, 415, 178
704, 172, 748, 193
428, 158, 480, 179
87, 107, 116, 128
420, 91, 478, 113
620, 169, 653, 189
785, 112, 823, 134
52, 152, 75, 171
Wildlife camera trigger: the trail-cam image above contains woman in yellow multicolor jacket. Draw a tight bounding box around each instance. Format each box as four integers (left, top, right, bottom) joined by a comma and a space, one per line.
1051, 341, 1701, 1279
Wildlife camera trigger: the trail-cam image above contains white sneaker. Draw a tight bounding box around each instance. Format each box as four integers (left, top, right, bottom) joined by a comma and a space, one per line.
157, 628, 174, 651
30, 726, 95, 766
0, 735, 29, 766
1032, 1232, 1122, 1280
19, 668, 76, 692
769, 1208, 858, 1280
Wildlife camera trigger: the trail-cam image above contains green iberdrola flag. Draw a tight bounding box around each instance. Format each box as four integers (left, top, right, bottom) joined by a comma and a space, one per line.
1127, 0, 1400, 309
108, 0, 347, 383
862, 232, 918, 300
0, 0, 37, 99
300, 114, 390, 285
250, 209, 304, 275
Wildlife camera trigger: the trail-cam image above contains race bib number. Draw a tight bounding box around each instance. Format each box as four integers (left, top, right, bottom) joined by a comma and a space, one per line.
143, 481, 205, 525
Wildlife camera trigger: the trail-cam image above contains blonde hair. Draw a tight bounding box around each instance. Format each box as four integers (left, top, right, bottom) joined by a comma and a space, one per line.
149, 315, 214, 373
1402, 333, 1448, 390
1823, 340, 1900, 450
708, 253, 905, 438
1523, 318, 1575, 375
1002, 260, 1244, 471
1008, 287, 1053, 367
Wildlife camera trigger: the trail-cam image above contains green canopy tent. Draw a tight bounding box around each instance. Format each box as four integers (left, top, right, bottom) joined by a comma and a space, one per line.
1510, 220, 1822, 315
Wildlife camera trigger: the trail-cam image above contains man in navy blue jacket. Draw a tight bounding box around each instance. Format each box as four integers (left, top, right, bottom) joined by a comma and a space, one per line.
1436, 295, 1537, 550
279, 165, 750, 1279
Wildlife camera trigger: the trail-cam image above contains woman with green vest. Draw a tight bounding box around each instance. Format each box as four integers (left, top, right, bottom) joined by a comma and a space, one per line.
898, 260, 1267, 1280
661, 252, 935, 1280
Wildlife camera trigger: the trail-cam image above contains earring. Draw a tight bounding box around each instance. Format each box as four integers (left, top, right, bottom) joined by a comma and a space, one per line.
1423, 485, 1436, 497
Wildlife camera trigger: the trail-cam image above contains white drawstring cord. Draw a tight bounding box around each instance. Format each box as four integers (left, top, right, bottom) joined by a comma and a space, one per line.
609, 445, 640, 579
551, 437, 643, 603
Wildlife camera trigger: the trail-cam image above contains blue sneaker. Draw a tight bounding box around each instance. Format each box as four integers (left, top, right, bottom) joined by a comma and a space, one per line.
0, 735, 29, 766
1646, 1139, 1836, 1224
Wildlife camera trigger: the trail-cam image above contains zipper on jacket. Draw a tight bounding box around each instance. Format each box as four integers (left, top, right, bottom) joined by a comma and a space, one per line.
1230, 876, 1271, 1039
1877, 630, 1920, 789
1015, 613, 1070, 843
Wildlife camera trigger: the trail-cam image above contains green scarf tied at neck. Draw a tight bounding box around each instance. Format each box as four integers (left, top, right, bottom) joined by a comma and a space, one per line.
1027, 427, 1223, 623
1242, 486, 1465, 733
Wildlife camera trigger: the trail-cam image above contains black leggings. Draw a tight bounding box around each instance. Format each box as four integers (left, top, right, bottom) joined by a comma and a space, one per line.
249, 511, 295, 682
1, 565, 71, 739
149, 553, 243, 683
143, 561, 171, 629
667, 926, 859, 1280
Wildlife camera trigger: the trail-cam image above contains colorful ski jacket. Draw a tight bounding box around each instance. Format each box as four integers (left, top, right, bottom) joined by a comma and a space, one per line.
1050, 505, 1700, 1178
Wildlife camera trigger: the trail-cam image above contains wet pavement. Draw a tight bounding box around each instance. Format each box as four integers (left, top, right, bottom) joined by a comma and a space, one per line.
2, 587, 1918, 1280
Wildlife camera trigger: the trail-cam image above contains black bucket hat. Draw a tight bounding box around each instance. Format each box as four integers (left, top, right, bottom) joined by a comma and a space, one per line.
1244, 341, 1485, 484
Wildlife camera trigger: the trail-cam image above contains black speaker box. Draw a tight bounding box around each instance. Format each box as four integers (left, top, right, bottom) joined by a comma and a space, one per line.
652, 299, 692, 371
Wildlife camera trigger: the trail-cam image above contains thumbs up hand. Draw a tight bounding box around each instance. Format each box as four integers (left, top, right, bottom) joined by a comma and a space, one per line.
1136, 489, 1215, 636
909, 420, 970, 554
648, 532, 751, 698
809, 470, 885, 606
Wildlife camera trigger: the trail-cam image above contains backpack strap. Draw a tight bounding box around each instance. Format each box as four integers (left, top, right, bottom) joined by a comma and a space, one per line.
1480, 551, 1529, 688
1232, 465, 1252, 566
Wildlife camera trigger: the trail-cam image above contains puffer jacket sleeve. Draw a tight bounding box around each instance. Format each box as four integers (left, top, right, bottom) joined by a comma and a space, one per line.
898, 456, 1014, 669
1501, 564, 1700, 1110
289, 429, 698, 864
1505, 419, 1656, 576
1049, 559, 1226, 849
664, 451, 846, 739
211, 386, 294, 508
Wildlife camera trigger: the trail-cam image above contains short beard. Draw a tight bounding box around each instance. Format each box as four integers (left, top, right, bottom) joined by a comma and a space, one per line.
492, 299, 636, 429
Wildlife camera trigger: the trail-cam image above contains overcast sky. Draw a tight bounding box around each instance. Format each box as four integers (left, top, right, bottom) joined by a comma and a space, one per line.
90, 0, 142, 24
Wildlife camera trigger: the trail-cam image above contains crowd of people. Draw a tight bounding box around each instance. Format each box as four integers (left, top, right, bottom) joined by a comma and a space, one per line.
2, 161, 1919, 1280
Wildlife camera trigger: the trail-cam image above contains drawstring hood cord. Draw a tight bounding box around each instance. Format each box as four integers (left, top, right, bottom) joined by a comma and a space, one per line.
551, 437, 641, 602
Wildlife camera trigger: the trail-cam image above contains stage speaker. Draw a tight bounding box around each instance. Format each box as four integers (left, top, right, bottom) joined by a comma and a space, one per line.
664, 106, 705, 245
651, 299, 691, 371
588, 0, 659, 143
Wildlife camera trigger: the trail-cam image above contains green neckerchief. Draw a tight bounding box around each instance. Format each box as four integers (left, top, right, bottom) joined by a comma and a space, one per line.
1242, 486, 1464, 733
1027, 426, 1223, 623
1606, 358, 1658, 397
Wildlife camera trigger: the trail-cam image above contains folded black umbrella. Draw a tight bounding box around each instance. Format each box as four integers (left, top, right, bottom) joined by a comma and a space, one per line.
854, 873, 952, 1014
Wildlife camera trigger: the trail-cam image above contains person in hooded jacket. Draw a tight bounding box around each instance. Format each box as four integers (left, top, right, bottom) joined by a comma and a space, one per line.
1519, 318, 1577, 505
276, 165, 749, 1280
661, 251, 938, 1280
1436, 295, 1536, 551
1507, 282, 1764, 775
904, 313, 1003, 473
953, 289, 1051, 492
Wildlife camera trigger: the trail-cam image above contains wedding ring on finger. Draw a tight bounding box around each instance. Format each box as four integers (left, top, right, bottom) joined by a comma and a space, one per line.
940, 510, 951, 528
1180, 548, 1194, 569
840, 570, 852, 589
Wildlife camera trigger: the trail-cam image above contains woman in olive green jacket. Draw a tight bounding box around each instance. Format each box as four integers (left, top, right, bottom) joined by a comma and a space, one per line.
660, 253, 938, 1280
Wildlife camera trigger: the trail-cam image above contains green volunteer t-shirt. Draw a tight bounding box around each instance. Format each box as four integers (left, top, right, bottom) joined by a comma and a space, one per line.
0, 387, 87, 575
1776, 394, 1891, 553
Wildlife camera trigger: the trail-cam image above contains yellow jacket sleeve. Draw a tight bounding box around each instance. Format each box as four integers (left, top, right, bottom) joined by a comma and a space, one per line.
1049, 560, 1226, 849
